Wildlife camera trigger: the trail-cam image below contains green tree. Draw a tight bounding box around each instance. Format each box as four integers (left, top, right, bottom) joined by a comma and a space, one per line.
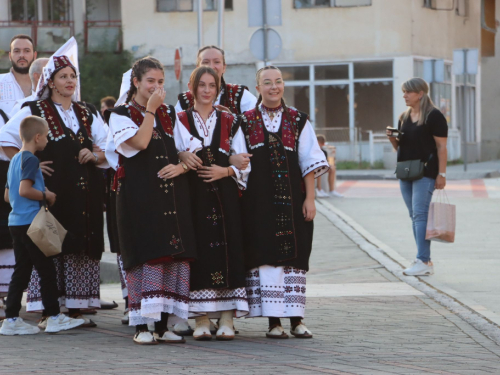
79, 49, 133, 107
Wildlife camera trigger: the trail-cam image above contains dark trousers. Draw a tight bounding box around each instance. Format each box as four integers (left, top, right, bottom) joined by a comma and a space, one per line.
5, 225, 60, 318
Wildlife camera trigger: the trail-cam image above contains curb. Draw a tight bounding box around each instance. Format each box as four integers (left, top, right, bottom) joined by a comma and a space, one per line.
316, 198, 500, 345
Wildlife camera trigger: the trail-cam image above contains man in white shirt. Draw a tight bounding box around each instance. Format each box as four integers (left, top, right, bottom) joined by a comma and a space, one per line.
0, 35, 37, 116
8, 58, 49, 118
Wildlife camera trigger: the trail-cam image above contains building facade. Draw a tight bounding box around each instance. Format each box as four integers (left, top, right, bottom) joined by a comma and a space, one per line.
1, 0, 494, 162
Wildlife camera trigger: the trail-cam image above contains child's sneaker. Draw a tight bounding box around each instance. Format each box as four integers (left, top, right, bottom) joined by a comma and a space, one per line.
45, 314, 85, 333
0, 317, 40, 335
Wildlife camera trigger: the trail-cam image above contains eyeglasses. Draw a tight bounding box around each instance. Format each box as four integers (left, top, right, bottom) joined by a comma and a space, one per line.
259, 80, 284, 88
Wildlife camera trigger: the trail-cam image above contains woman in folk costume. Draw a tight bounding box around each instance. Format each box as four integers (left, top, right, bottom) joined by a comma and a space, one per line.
171, 46, 255, 336
240, 66, 329, 339
176, 66, 250, 341
0, 55, 108, 327
175, 46, 257, 115
105, 57, 198, 345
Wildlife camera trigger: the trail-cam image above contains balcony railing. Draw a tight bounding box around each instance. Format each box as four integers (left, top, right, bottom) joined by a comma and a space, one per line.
0, 20, 74, 53
84, 20, 122, 53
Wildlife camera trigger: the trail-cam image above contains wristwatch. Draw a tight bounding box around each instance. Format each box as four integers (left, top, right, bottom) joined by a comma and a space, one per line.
180, 162, 188, 173
439, 173, 446, 178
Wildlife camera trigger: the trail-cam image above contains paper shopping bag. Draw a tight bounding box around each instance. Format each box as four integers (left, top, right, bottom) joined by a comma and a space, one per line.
27, 206, 67, 257
425, 191, 456, 243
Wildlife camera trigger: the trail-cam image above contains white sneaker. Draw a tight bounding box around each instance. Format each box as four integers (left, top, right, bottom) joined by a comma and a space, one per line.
403, 259, 434, 276
316, 189, 329, 198
45, 314, 85, 333
0, 318, 40, 335
133, 330, 157, 345
329, 190, 344, 198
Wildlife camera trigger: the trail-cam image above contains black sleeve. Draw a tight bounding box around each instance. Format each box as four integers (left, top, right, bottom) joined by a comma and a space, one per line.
427, 109, 448, 138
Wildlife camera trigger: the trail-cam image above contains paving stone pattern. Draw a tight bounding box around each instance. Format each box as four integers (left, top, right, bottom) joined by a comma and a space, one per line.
1, 213, 500, 374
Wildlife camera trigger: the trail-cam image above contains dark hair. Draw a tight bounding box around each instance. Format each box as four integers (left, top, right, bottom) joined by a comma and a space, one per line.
20, 116, 48, 142
125, 56, 164, 103
10, 34, 34, 51
196, 46, 228, 105
100, 96, 117, 108
47, 65, 77, 98
189, 66, 220, 103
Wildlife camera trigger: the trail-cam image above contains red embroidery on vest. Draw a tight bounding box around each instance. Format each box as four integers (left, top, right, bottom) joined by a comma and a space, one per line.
36, 100, 66, 141
73, 103, 92, 140
178, 110, 234, 155
113, 104, 173, 191
244, 107, 302, 151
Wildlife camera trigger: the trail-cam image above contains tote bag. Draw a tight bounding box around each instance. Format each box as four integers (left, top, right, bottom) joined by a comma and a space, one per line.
27, 203, 67, 257
425, 189, 456, 243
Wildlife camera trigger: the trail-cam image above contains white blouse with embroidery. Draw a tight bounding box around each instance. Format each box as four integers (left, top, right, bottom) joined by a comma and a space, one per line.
107, 110, 202, 161
0, 104, 109, 168
174, 110, 251, 190
259, 105, 329, 179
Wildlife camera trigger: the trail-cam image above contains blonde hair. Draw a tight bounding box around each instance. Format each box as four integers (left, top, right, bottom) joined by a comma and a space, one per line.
20, 116, 48, 142
400, 78, 437, 126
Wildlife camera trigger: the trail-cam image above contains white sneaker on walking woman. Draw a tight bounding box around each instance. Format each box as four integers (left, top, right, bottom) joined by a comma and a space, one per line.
0, 317, 40, 335
45, 314, 85, 333
403, 259, 434, 276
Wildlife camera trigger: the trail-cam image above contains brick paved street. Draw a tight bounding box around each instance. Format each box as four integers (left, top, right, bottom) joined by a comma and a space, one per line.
2, 211, 500, 374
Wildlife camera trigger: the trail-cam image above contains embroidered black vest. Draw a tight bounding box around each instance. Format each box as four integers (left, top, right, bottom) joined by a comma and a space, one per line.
106, 103, 197, 270
240, 107, 314, 271
177, 109, 246, 291
26, 98, 105, 260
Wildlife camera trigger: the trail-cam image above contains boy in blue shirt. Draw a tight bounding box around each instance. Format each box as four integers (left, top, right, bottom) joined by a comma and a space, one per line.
0, 116, 84, 335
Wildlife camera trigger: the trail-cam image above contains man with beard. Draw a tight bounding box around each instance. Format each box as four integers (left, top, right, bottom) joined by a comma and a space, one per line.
8, 58, 49, 118
0, 35, 36, 116
0, 35, 36, 319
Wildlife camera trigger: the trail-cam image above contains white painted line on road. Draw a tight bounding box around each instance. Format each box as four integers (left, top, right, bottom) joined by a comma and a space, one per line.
307, 282, 424, 298
316, 199, 500, 345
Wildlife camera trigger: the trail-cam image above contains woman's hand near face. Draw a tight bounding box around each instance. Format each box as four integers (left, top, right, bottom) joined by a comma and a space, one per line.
146, 87, 166, 113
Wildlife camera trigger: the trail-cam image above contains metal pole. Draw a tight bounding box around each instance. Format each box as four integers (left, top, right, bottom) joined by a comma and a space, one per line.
262, 0, 268, 66
217, 0, 224, 48
197, 0, 203, 49
462, 50, 468, 172
179, 47, 183, 96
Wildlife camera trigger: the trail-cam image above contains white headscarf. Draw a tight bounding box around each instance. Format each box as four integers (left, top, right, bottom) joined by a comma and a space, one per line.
35, 37, 80, 101
115, 69, 132, 107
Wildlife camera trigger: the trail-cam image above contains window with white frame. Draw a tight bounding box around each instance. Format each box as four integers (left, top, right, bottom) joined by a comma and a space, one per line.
279, 61, 393, 139
157, 0, 232, 12
294, 0, 371, 9
414, 60, 453, 125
